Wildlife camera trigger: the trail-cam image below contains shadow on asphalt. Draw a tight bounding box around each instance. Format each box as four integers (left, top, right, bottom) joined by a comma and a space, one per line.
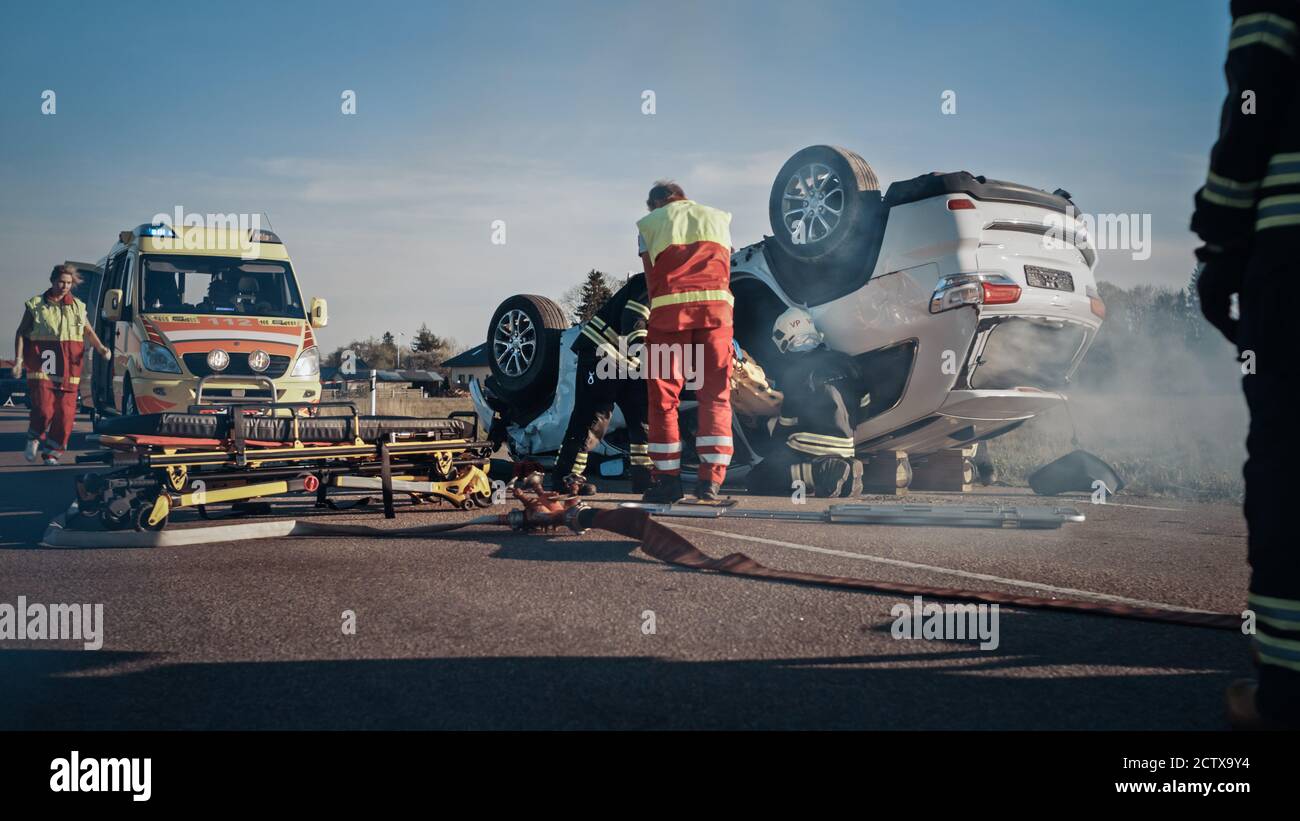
0, 459, 93, 550
0, 611, 1246, 730
488, 535, 657, 565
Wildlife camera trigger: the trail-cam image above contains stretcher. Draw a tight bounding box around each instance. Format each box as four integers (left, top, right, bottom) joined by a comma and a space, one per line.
73, 401, 494, 531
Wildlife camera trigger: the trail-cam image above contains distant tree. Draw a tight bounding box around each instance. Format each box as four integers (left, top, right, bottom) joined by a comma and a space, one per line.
407, 324, 454, 369
328, 336, 394, 371
561, 270, 620, 323
413, 323, 445, 354
327, 328, 457, 374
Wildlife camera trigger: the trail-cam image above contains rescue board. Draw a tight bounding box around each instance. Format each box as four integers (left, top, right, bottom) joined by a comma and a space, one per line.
678, 497, 738, 508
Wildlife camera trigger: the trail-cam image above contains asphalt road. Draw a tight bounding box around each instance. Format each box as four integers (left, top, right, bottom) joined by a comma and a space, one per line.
0, 407, 1255, 729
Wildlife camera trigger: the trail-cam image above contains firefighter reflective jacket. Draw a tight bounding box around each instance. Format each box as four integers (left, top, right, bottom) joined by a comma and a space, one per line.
636, 200, 734, 331
571, 273, 649, 368
22, 291, 88, 390
1192, 0, 1300, 251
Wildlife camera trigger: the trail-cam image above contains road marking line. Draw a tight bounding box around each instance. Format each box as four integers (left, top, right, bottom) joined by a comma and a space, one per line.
671, 523, 1220, 615
1092, 501, 1186, 512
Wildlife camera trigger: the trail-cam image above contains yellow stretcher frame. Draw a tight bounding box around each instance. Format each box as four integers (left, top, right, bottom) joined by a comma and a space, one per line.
80, 418, 494, 531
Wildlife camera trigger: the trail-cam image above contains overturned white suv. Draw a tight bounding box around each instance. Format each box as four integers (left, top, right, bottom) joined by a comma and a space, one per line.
473, 145, 1104, 482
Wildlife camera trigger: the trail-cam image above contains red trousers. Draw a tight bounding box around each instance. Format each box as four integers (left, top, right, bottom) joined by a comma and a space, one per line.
27, 380, 77, 455
645, 326, 733, 484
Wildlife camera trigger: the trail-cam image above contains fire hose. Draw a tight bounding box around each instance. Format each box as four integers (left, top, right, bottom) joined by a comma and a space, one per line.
290, 485, 1241, 632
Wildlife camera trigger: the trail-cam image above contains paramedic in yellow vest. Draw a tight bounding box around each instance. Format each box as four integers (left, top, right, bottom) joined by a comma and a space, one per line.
636, 180, 735, 503
12, 264, 111, 465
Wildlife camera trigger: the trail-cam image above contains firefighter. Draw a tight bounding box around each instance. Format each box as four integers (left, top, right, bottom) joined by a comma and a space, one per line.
13, 264, 111, 465
1192, 0, 1300, 729
747, 307, 866, 498
551, 273, 652, 494
636, 181, 734, 503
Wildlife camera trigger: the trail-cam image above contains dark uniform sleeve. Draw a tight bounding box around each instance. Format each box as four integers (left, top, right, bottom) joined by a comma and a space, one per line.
1191, 0, 1300, 252
572, 276, 643, 363
619, 274, 649, 349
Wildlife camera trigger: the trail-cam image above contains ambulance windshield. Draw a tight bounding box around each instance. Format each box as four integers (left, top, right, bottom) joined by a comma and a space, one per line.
140, 255, 305, 320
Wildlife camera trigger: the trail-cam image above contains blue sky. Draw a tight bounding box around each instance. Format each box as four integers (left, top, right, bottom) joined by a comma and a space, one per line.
0, 0, 1230, 350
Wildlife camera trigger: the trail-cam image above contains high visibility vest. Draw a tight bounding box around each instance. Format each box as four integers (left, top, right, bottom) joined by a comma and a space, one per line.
23, 293, 87, 389
636, 200, 734, 331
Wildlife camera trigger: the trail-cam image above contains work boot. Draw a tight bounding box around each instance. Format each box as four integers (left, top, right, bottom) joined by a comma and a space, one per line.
641, 474, 684, 504
24, 437, 40, 463
696, 481, 724, 502
1225, 679, 1265, 730
630, 466, 653, 493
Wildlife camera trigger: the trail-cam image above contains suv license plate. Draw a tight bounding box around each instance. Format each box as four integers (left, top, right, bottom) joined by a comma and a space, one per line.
1024, 265, 1074, 291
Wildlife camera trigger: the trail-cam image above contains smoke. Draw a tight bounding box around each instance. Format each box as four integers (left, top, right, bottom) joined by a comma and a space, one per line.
995, 281, 1248, 500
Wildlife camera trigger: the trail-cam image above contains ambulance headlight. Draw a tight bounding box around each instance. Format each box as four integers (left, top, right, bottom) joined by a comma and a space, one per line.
291, 346, 320, 377
207, 349, 230, 372
247, 349, 271, 373
141, 341, 182, 374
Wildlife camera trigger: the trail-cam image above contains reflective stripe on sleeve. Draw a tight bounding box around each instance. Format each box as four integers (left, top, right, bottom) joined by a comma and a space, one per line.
1202, 171, 1261, 209
1229, 12, 1298, 56
1263, 153, 1300, 189
1256, 194, 1300, 231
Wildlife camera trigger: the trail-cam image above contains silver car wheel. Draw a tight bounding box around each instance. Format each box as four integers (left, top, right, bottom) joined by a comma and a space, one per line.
781, 162, 844, 244
492, 309, 536, 377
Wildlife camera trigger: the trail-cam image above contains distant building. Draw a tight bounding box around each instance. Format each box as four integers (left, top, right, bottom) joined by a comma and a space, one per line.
443, 343, 490, 389
320, 357, 376, 389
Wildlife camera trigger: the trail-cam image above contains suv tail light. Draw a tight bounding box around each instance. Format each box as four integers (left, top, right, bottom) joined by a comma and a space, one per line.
1086, 285, 1106, 319
929, 273, 1021, 313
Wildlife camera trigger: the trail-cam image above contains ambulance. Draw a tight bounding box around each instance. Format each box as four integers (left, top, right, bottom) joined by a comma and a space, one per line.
89, 222, 327, 416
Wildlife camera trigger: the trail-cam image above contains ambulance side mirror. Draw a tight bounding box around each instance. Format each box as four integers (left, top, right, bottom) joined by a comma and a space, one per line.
309, 297, 328, 328
102, 289, 123, 323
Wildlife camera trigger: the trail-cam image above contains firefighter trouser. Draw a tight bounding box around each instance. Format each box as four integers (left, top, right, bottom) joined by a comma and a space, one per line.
645, 326, 733, 485
27, 380, 77, 456
1240, 247, 1300, 727
555, 349, 650, 481
747, 447, 862, 498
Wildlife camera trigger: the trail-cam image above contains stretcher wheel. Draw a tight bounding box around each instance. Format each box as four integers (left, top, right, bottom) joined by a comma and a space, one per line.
134, 505, 168, 532
470, 491, 493, 509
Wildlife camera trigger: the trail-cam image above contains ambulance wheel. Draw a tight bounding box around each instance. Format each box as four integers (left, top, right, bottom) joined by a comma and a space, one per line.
121, 377, 139, 416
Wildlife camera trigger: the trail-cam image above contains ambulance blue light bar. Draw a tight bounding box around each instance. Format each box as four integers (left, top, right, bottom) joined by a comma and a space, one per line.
128, 223, 177, 240
249, 228, 282, 244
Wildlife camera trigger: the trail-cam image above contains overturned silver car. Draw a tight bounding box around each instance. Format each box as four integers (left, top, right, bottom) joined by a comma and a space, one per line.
472, 145, 1104, 483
